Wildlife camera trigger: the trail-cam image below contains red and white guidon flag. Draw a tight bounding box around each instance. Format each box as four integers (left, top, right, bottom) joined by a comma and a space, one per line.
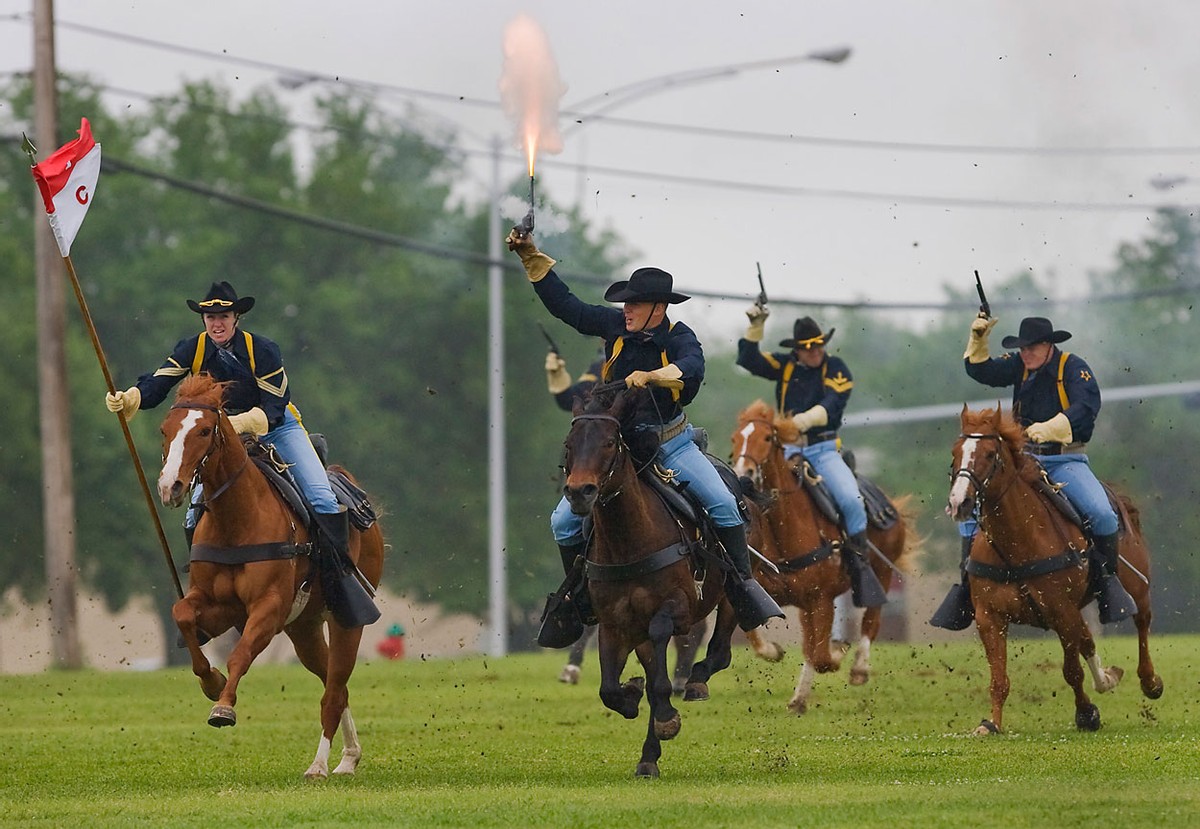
31, 117, 102, 257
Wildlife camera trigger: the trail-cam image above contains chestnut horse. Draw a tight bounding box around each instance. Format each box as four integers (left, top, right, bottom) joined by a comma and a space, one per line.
562, 385, 740, 778
158, 375, 385, 778
730, 400, 917, 714
946, 405, 1163, 734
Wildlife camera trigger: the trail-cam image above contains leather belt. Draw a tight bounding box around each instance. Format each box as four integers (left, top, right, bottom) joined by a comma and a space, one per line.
656, 414, 688, 443
1026, 441, 1087, 456
799, 430, 838, 447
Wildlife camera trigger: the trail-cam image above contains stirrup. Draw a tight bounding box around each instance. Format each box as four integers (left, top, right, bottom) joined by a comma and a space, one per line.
929, 583, 974, 631
1096, 576, 1136, 624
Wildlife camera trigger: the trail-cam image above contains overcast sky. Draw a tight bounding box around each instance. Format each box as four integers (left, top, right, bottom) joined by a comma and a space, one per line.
4, 1, 1199, 339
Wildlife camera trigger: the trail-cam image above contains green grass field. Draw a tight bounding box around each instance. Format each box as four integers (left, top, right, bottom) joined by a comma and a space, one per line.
0, 632, 1196, 828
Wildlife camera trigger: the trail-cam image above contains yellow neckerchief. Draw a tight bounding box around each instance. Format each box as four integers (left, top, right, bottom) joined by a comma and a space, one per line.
191, 330, 303, 425
1020, 350, 1071, 410
779, 358, 827, 414
601, 323, 680, 401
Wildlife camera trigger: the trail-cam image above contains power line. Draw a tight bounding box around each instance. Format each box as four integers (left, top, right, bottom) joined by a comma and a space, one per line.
31, 17, 1200, 161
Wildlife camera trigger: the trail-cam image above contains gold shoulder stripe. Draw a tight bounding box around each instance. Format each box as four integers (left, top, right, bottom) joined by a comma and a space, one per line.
154, 359, 188, 379
825, 372, 853, 393
762, 353, 781, 370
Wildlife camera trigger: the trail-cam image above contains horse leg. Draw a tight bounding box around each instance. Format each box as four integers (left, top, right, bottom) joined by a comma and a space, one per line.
643, 609, 680, 740
207, 597, 286, 728
848, 603, 879, 686
683, 602, 737, 702
596, 627, 639, 719
671, 618, 708, 694
321, 622, 367, 776
744, 625, 785, 663
1131, 591, 1164, 699
1056, 620, 1100, 731
788, 603, 833, 715
1077, 623, 1124, 695
973, 613, 1009, 735
171, 592, 226, 703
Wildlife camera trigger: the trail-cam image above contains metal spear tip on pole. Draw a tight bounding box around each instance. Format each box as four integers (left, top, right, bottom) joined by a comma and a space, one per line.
20, 132, 37, 164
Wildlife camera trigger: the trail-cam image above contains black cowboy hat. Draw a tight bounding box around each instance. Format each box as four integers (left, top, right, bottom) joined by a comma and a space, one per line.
187, 281, 255, 315
780, 316, 835, 350
603, 267, 691, 304
1000, 316, 1071, 349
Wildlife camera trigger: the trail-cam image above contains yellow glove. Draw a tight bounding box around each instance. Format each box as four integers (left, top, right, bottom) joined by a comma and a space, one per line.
545, 352, 571, 395
1026, 412, 1073, 444
625, 363, 683, 389
105, 386, 141, 420
505, 228, 556, 282
963, 315, 999, 363
227, 407, 269, 436
744, 303, 769, 342
791, 404, 828, 433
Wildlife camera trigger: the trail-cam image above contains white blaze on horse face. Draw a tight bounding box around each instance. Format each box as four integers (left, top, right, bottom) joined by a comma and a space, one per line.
732, 422, 756, 477
946, 437, 979, 516
159, 410, 204, 501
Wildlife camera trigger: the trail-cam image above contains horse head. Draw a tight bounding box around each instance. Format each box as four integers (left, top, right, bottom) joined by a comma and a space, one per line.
158, 374, 233, 508
561, 384, 638, 516
946, 403, 1027, 521
731, 399, 779, 488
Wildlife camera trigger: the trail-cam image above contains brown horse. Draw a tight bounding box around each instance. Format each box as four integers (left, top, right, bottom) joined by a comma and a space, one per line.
561, 385, 740, 778
730, 400, 917, 714
158, 374, 385, 778
946, 405, 1163, 734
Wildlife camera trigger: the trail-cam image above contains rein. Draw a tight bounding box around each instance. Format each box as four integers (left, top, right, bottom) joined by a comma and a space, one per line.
170, 401, 251, 505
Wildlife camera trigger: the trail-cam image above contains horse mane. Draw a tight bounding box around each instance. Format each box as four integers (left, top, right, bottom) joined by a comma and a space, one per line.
175, 373, 229, 408
963, 406, 1040, 485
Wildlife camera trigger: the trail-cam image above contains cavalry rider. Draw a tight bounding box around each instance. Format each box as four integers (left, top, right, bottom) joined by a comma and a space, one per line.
546, 346, 603, 413
508, 230, 784, 633
104, 280, 378, 628
931, 314, 1137, 630
736, 305, 888, 608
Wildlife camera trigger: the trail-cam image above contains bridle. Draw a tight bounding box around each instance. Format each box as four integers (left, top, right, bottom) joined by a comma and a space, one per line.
169, 401, 249, 505
565, 413, 627, 502
953, 431, 1007, 500
732, 417, 775, 483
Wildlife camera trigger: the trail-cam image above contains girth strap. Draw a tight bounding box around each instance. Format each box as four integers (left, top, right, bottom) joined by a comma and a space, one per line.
966, 548, 1083, 583
190, 541, 299, 565
585, 541, 691, 583
775, 540, 838, 573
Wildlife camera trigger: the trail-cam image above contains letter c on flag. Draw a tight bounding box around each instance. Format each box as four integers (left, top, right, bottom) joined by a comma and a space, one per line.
76, 185, 90, 205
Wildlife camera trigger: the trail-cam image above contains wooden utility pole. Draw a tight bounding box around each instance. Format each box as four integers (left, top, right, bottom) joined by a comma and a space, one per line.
32, 0, 81, 668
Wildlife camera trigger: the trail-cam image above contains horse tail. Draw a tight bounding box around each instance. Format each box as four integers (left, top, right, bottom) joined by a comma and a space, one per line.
1117, 492, 1143, 535
886, 493, 925, 574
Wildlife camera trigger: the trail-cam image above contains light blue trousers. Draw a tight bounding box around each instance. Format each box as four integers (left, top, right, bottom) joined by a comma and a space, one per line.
783, 440, 868, 536
552, 423, 742, 545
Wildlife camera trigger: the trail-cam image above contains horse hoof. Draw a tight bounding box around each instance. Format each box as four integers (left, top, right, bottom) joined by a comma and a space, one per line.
671, 677, 687, 696
559, 664, 581, 685
972, 719, 1000, 736
200, 667, 227, 702
634, 762, 660, 779
1075, 703, 1101, 732
682, 682, 709, 702
1142, 675, 1164, 700
849, 668, 870, 686
654, 713, 681, 741
756, 643, 785, 663
303, 765, 329, 781
787, 697, 808, 715
208, 704, 236, 728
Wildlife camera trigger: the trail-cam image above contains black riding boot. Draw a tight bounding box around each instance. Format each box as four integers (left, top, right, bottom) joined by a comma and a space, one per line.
717, 524, 785, 631
538, 541, 591, 649
930, 534, 975, 631
314, 507, 381, 629
1092, 532, 1136, 624
842, 531, 888, 608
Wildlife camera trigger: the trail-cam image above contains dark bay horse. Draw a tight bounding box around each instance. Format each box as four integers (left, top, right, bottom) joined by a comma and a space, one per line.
562, 385, 740, 778
946, 405, 1163, 734
730, 400, 917, 714
157, 375, 385, 778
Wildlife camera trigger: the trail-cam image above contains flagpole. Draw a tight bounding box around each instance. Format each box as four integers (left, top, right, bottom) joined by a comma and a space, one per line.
23, 135, 184, 600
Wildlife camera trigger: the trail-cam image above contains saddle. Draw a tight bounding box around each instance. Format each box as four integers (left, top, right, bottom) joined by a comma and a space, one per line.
1034, 472, 1130, 539
792, 455, 899, 531
242, 434, 378, 532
